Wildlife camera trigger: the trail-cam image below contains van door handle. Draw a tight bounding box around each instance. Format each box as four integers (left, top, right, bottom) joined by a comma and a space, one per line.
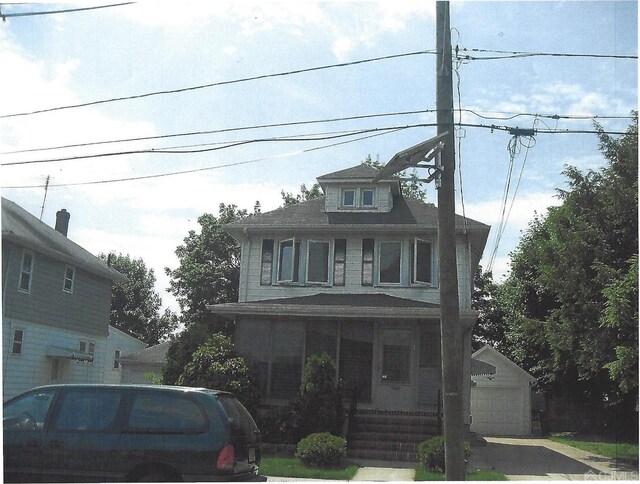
48, 440, 64, 449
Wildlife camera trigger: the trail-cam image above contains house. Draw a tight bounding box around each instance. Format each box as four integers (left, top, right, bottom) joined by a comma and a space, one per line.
1, 197, 140, 400
208, 163, 490, 459
103, 325, 148, 384
471, 345, 536, 436
116, 340, 171, 384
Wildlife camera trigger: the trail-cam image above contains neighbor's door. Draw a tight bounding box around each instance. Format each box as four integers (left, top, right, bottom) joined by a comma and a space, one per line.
376, 327, 414, 410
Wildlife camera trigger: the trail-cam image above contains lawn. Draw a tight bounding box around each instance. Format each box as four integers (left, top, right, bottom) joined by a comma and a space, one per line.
549, 435, 639, 464
260, 456, 359, 480
414, 468, 507, 481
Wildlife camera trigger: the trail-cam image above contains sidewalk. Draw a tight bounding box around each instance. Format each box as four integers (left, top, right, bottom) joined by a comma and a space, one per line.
265, 458, 416, 482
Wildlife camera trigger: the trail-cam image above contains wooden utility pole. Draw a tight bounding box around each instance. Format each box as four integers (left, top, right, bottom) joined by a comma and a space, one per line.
436, 1, 465, 480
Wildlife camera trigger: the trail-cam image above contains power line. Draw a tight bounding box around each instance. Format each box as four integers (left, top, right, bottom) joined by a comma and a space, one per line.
2, 127, 403, 189
0, 50, 435, 119
462, 47, 637, 61
0, 2, 135, 19
3, 122, 633, 167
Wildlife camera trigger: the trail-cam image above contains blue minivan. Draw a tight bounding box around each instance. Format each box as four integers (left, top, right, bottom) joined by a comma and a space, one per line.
3, 384, 262, 482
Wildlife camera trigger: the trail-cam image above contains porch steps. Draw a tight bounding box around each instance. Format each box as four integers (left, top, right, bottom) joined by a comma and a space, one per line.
347, 411, 440, 462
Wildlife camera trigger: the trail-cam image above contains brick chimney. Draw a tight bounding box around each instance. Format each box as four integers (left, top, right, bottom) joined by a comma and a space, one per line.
55, 209, 70, 237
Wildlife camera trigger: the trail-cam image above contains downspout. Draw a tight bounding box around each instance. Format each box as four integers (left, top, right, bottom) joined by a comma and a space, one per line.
2, 246, 14, 383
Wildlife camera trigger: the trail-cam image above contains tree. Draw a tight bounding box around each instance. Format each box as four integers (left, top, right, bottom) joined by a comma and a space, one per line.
499, 116, 638, 434
176, 333, 260, 414
281, 183, 322, 206
99, 253, 178, 345
471, 267, 508, 352
165, 203, 247, 329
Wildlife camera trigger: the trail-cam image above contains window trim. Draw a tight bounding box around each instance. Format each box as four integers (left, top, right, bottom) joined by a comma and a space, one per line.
277, 238, 300, 283
412, 238, 434, 285
306, 239, 331, 285
113, 349, 121, 370
11, 328, 24, 355
378, 240, 403, 285
342, 188, 356, 207
63, 266, 75, 293
18, 250, 34, 293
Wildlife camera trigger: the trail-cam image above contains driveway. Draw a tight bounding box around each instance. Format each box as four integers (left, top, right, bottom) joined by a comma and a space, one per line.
469, 437, 638, 480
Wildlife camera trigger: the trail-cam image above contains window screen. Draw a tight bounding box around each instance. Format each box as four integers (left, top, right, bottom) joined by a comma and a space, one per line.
270, 322, 304, 398
339, 322, 373, 402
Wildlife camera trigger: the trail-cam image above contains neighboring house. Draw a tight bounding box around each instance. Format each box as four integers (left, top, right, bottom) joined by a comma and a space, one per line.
103, 325, 148, 384
209, 163, 490, 459
116, 340, 171, 384
1, 197, 131, 400
471, 344, 536, 436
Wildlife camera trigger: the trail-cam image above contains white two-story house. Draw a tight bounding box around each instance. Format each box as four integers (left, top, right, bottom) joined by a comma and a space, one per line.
209, 164, 490, 459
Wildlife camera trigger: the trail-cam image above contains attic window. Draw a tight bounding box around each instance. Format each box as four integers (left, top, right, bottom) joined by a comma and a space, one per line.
361, 189, 374, 206
342, 189, 355, 207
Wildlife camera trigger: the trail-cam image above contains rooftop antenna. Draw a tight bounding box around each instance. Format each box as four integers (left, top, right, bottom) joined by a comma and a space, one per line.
39, 175, 50, 220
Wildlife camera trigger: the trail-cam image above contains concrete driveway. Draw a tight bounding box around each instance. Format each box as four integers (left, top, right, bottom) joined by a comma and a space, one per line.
469, 437, 638, 480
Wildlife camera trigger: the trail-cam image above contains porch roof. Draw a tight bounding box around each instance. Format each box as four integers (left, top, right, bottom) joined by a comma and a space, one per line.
208, 293, 479, 326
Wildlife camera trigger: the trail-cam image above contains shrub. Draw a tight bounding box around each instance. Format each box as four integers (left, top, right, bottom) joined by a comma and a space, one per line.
295, 432, 347, 467
292, 353, 344, 439
255, 406, 299, 445
417, 436, 471, 472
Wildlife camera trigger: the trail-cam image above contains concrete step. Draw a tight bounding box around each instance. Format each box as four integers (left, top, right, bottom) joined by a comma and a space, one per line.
351, 430, 435, 444
348, 447, 418, 462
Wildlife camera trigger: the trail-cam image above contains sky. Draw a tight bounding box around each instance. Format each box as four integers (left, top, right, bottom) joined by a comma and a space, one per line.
1, 1, 637, 314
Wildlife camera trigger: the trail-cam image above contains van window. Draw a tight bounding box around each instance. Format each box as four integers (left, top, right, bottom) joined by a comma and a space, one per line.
128, 392, 206, 432
4, 388, 56, 431
54, 389, 122, 431
217, 395, 258, 436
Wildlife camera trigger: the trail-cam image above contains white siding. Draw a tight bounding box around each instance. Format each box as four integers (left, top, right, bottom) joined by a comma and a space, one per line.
103, 326, 147, 384
2, 318, 108, 401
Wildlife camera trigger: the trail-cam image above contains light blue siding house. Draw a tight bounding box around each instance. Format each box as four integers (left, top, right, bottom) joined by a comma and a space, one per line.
2, 198, 144, 400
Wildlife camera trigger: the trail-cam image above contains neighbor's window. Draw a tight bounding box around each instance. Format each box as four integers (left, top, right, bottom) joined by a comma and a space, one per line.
63, 266, 75, 293
11, 329, 24, 355
19, 250, 34, 293
278, 239, 300, 282
113, 349, 121, 370
342, 189, 355, 207
379, 241, 402, 284
361, 189, 375, 207
411, 239, 433, 284
307, 240, 330, 283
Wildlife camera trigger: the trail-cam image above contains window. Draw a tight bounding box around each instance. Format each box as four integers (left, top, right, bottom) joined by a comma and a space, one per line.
63, 266, 75, 293
260, 239, 274, 285
361, 189, 375, 207
379, 241, 402, 284
11, 329, 24, 355
18, 250, 34, 293
411, 239, 433, 284
78, 340, 95, 364
78, 340, 86, 353
361, 239, 374, 286
3, 388, 56, 431
128, 392, 206, 432
278, 239, 300, 282
333, 239, 346, 286
342, 189, 355, 207
54, 389, 122, 431
113, 349, 121, 370
307, 240, 330, 283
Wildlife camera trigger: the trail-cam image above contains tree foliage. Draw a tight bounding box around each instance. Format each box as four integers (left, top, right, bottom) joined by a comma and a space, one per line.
165, 203, 247, 328
99, 253, 178, 345
363, 154, 426, 201
281, 183, 322, 206
176, 333, 260, 414
471, 267, 508, 352
500, 116, 638, 424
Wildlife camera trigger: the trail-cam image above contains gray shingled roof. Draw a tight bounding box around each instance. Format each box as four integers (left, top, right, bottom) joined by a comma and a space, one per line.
316, 163, 385, 180
2, 197, 126, 282
117, 341, 171, 364
256, 293, 440, 308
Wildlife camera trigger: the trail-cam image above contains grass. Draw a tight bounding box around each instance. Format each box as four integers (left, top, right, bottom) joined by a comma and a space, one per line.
549, 435, 639, 464
260, 456, 359, 480
414, 468, 507, 481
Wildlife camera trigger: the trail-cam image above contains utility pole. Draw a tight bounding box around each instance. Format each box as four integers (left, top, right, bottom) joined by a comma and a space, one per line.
436, 1, 465, 480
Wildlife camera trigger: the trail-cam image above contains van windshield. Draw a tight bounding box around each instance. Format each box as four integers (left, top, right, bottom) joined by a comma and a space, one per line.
217, 395, 258, 437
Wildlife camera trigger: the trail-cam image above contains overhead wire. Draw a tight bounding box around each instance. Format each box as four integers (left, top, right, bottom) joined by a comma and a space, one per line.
0, 2, 135, 19
461, 47, 637, 60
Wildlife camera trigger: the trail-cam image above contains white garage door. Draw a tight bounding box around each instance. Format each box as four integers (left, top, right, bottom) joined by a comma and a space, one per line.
471, 386, 527, 436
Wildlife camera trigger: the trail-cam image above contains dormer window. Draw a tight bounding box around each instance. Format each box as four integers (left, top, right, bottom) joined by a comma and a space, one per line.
361, 189, 374, 207
342, 189, 355, 207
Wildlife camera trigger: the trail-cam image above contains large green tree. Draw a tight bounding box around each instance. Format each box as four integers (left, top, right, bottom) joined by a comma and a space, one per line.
471, 267, 508, 353
500, 116, 638, 432
99, 253, 178, 345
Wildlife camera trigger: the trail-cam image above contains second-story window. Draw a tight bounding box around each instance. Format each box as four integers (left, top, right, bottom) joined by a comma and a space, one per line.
63, 266, 75, 293
11, 329, 24, 355
411, 239, 433, 284
333, 239, 346, 286
307, 240, 330, 284
260, 239, 274, 285
278, 239, 300, 283
379, 241, 402, 284
19, 250, 34, 293
361, 189, 375, 207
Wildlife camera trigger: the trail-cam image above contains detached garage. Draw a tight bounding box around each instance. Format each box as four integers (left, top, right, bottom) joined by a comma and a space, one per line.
471, 345, 536, 436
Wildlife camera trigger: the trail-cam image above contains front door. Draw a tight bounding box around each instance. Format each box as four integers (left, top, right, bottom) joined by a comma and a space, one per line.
376, 327, 414, 410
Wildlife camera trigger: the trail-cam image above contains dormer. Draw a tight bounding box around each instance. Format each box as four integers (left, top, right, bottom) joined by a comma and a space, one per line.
317, 164, 401, 213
